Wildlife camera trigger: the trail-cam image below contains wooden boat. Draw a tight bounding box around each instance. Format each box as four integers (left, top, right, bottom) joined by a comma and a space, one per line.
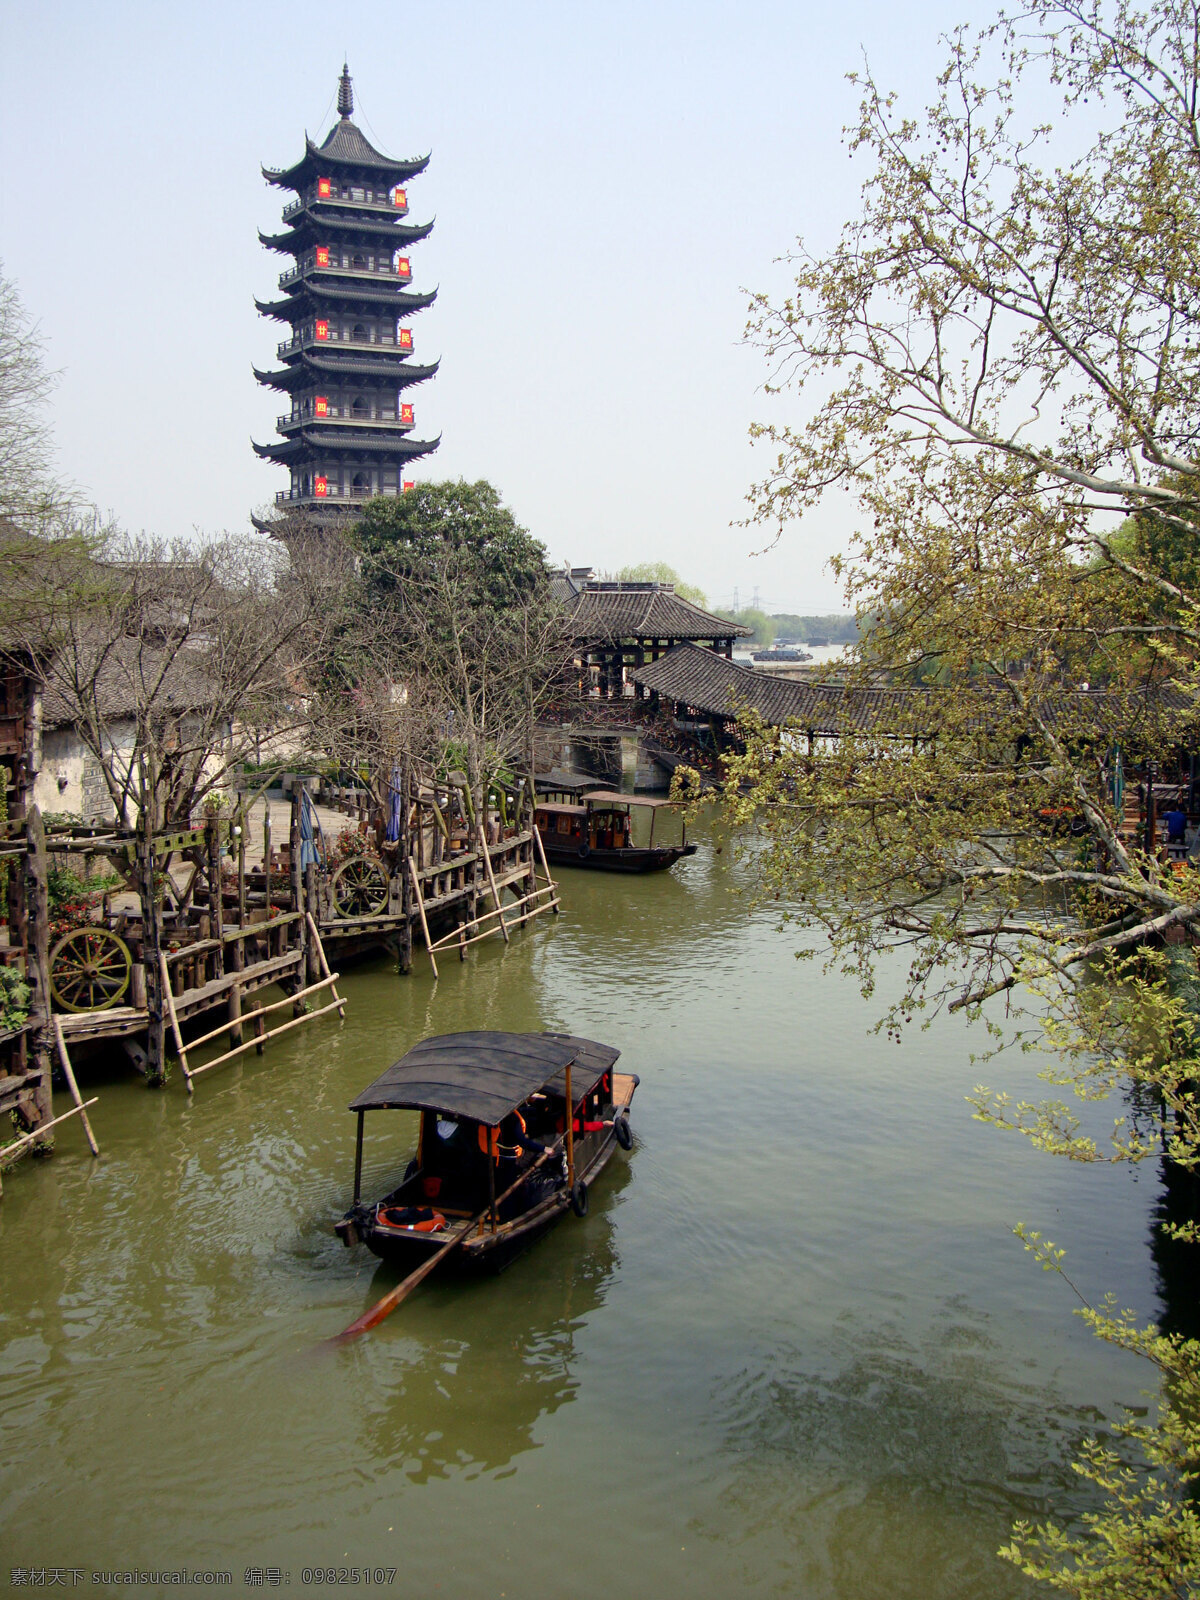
335, 1030, 639, 1275
534, 790, 697, 873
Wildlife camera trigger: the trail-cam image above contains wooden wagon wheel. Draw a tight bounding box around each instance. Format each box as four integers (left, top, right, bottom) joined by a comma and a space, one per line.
49, 926, 133, 1013
331, 855, 388, 918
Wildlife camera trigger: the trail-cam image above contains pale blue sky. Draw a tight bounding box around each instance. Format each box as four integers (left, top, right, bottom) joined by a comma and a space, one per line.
2, 0, 993, 612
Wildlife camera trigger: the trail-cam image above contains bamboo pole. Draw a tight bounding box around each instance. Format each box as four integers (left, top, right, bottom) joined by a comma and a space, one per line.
427, 885, 560, 951
183, 971, 342, 1053
186, 992, 345, 1082
51, 1016, 100, 1156
531, 815, 560, 913
160, 950, 193, 1093
477, 822, 510, 944
407, 854, 438, 979
0, 1098, 100, 1167
304, 912, 345, 1011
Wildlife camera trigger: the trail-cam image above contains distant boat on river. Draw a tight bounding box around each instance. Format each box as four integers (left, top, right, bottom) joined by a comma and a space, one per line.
752, 647, 813, 663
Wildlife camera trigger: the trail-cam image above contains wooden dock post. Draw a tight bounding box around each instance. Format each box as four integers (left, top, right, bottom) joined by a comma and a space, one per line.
22, 806, 54, 1136
408, 854, 438, 979
477, 821, 510, 944
52, 1016, 100, 1157
289, 792, 306, 1017
305, 862, 321, 984
227, 979, 243, 1049
206, 819, 224, 978
137, 784, 167, 1085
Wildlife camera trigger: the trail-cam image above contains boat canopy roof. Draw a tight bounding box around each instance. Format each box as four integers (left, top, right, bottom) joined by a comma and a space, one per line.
535, 771, 592, 794
349, 1031, 621, 1122
583, 790, 680, 808
535, 801, 588, 816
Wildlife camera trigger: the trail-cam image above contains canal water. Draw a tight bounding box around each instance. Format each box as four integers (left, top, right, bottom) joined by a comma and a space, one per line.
0, 818, 1168, 1598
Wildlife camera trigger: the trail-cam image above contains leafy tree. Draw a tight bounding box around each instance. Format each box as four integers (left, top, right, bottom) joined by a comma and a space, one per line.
769, 613, 860, 645
713, 2, 1200, 1590
716, 606, 775, 647
348, 482, 566, 824
613, 561, 709, 609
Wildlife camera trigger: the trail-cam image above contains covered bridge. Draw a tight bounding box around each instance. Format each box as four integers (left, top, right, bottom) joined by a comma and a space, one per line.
554, 574, 751, 700
629, 643, 945, 740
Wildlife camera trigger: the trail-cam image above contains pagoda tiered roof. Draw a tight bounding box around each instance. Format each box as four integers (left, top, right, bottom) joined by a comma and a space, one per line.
252, 355, 440, 392
255, 282, 439, 321
263, 120, 429, 192
259, 216, 434, 254
253, 430, 441, 464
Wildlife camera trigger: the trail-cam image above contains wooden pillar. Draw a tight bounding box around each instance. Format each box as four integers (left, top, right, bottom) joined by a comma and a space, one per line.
398, 767, 413, 974
21, 806, 53, 1135
206, 821, 224, 978
290, 792, 306, 1016
236, 811, 247, 931
226, 979, 243, 1049
305, 861, 321, 983
138, 814, 166, 1086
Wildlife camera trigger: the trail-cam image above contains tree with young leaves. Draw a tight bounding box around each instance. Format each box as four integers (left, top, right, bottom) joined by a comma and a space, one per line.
352, 481, 568, 823
26, 530, 342, 832
716, 2, 1200, 1590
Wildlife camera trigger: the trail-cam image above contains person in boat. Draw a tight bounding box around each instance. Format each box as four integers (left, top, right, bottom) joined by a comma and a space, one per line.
495, 1108, 563, 1213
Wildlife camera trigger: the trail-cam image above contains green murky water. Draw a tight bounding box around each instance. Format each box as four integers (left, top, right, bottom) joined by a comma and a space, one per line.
0, 819, 1167, 1597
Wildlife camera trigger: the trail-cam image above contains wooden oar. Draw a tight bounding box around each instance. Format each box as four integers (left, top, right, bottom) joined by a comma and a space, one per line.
329, 1137, 567, 1345
329, 1210, 487, 1344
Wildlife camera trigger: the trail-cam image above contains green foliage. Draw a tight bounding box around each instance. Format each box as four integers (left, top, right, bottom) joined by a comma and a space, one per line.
724, 0, 1200, 1589
0, 966, 30, 1032
769, 613, 860, 644
1000, 1236, 1200, 1597
716, 606, 775, 646
355, 479, 549, 609
614, 562, 708, 609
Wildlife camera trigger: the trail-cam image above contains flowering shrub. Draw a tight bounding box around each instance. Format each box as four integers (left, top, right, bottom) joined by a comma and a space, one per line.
0, 967, 30, 1031
46, 868, 120, 941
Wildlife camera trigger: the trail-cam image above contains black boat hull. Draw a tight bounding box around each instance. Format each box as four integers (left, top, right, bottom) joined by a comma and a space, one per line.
352, 1117, 631, 1276
540, 839, 697, 873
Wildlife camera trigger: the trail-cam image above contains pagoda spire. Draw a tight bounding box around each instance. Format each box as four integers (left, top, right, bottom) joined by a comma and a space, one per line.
338, 63, 354, 118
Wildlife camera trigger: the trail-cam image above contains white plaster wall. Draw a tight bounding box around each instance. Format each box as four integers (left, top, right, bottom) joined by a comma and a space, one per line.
34, 721, 137, 822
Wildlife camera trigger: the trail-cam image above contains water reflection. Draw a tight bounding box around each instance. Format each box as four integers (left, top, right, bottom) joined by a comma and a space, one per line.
707, 1308, 1090, 1600
1152, 1156, 1200, 1342
351, 1158, 632, 1483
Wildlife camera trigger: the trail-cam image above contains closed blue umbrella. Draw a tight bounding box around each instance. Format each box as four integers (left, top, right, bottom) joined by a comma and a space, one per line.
385, 766, 403, 844
300, 788, 324, 870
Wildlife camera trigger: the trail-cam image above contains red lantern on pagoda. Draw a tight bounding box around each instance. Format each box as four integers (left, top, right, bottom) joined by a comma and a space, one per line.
315, 246, 330, 268
402, 480, 415, 493
396, 257, 411, 280
315, 320, 329, 342
314, 396, 329, 418
398, 328, 413, 351
393, 188, 407, 208
314, 476, 328, 497
400, 403, 414, 426
317, 177, 331, 198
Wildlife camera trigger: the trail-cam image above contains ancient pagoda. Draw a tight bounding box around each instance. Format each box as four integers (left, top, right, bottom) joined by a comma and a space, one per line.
253, 65, 440, 519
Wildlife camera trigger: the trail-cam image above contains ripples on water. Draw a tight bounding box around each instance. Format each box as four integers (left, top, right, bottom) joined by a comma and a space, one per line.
0, 819, 1165, 1597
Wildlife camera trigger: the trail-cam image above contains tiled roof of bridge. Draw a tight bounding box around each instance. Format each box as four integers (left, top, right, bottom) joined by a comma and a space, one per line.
567, 585, 751, 643
630, 643, 943, 733
630, 643, 1192, 738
